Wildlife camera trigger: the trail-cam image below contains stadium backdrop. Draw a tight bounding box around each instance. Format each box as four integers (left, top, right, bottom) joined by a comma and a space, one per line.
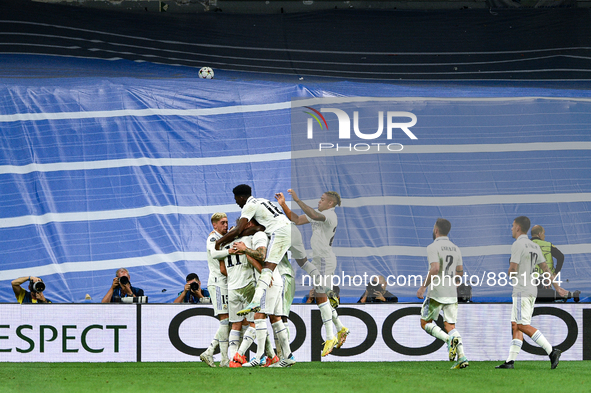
1, 55, 591, 363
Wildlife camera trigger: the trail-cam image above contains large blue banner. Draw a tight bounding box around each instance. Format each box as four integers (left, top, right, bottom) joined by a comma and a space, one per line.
0, 55, 590, 303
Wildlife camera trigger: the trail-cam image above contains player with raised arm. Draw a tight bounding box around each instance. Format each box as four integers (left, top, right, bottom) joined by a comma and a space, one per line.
417, 218, 468, 369
200, 213, 231, 368
215, 184, 307, 319
275, 189, 349, 357
496, 216, 567, 370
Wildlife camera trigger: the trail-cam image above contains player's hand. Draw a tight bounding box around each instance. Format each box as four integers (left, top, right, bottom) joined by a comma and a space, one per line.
274, 192, 285, 205
232, 242, 247, 253
417, 286, 426, 299
214, 239, 222, 250
287, 189, 300, 202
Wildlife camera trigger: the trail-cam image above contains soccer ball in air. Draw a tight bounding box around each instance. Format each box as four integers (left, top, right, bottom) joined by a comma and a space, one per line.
199, 67, 214, 79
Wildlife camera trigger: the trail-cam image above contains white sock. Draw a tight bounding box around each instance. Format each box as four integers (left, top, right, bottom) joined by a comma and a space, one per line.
205, 330, 220, 356
237, 326, 256, 356
319, 301, 335, 340
507, 339, 523, 362
332, 308, 344, 332
228, 329, 241, 360
301, 261, 324, 291
219, 319, 230, 361
252, 269, 273, 304
254, 319, 267, 360
274, 330, 282, 359
272, 320, 292, 359
448, 328, 465, 358
424, 322, 449, 342
531, 330, 553, 355
265, 332, 276, 358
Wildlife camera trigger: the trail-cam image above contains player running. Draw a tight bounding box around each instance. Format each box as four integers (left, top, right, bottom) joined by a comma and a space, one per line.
417, 218, 468, 369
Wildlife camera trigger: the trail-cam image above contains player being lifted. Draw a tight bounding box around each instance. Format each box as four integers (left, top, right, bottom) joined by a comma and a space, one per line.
275, 189, 349, 357
417, 218, 468, 369
215, 184, 305, 363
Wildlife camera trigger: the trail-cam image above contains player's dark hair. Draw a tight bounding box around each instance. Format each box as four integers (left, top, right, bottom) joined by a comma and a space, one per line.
186, 273, 199, 282
435, 218, 451, 236
514, 216, 531, 233
233, 184, 252, 197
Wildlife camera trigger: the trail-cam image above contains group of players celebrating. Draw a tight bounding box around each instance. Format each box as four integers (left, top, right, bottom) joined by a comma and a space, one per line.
200, 184, 348, 368
199, 183, 565, 370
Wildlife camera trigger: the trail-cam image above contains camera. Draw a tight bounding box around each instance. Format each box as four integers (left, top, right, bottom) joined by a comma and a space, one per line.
31, 281, 45, 293
119, 276, 130, 286
190, 281, 200, 291
366, 281, 381, 293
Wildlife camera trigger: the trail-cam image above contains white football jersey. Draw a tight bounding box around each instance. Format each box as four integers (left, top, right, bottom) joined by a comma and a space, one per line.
223, 236, 256, 291
240, 196, 290, 235
510, 234, 545, 297
426, 236, 463, 304
305, 208, 337, 259
206, 230, 229, 285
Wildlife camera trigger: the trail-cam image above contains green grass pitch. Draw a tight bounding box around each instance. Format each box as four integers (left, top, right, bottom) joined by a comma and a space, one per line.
2, 361, 590, 393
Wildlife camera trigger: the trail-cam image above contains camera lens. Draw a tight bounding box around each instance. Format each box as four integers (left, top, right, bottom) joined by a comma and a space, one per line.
119, 276, 129, 286
32, 281, 45, 292
190, 282, 200, 291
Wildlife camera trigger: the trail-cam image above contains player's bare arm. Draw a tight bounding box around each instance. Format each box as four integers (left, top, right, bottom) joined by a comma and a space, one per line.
288, 189, 326, 222
417, 262, 439, 299
216, 217, 249, 249
275, 192, 309, 225
219, 259, 228, 277
232, 241, 266, 263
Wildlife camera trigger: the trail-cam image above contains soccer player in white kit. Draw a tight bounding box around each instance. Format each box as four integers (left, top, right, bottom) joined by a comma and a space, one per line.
496, 216, 566, 370
215, 184, 307, 318
222, 224, 279, 368
275, 189, 349, 357
200, 213, 231, 368
417, 218, 467, 369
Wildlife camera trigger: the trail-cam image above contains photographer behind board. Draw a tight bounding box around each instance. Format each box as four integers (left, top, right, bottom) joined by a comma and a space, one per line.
174, 273, 211, 304
101, 268, 145, 303
358, 275, 398, 303
11, 276, 52, 304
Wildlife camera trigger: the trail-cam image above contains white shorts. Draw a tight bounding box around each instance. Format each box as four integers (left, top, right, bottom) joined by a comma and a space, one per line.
208, 284, 228, 317
259, 280, 284, 316
289, 224, 307, 260
511, 293, 536, 325
311, 255, 337, 293
279, 275, 295, 317
266, 225, 307, 264
420, 297, 458, 324
228, 281, 256, 323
